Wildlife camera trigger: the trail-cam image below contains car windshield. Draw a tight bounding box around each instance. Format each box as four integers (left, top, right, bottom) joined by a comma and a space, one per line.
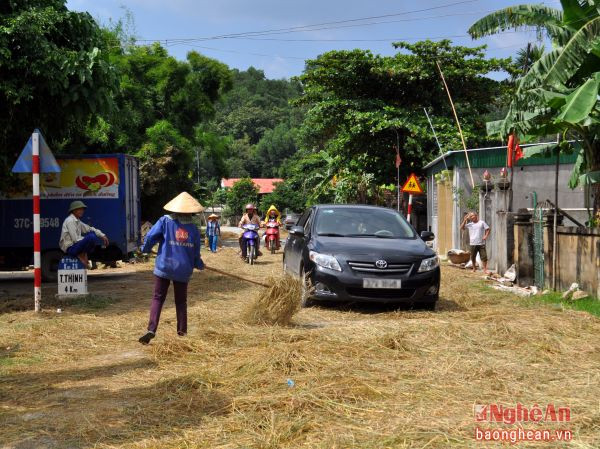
314, 207, 416, 239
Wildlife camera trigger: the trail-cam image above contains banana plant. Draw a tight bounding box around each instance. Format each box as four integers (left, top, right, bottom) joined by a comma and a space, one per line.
469, 1, 600, 220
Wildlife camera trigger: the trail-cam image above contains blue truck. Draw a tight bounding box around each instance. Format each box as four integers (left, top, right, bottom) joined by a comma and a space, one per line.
0, 154, 141, 281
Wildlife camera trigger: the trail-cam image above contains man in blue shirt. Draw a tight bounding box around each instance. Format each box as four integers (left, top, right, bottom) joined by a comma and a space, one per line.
138, 192, 204, 345
206, 213, 221, 253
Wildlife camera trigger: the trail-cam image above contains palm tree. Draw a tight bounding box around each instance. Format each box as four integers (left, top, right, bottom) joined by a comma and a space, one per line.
510, 43, 545, 82
469, 1, 600, 221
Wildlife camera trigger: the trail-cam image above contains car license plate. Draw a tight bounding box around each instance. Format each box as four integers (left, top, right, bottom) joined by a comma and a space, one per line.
363, 278, 402, 289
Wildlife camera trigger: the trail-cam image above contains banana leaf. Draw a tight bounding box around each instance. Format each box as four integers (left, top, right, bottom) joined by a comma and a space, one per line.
556, 73, 600, 123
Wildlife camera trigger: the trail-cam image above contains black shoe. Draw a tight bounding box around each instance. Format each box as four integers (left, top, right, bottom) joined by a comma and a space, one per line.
138, 331, 155, 345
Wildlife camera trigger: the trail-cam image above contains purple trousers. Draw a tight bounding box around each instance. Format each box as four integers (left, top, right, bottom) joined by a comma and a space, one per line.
147, 275, 188, 335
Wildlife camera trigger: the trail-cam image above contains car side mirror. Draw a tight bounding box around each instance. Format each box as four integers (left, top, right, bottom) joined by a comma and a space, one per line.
290, 226, 304, 237
420, 231, 435, 242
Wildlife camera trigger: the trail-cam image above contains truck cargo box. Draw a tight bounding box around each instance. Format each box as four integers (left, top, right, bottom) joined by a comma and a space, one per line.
0, 154, 141, 280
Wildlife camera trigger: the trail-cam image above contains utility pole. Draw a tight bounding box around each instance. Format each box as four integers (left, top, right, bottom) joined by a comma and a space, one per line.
552, 133, 560, 290
196, 147, 200, 185
509, 42, 532, 213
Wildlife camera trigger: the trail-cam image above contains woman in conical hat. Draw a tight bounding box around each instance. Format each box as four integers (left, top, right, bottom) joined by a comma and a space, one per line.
206, 213, 221, 253
138, 192, 204, 345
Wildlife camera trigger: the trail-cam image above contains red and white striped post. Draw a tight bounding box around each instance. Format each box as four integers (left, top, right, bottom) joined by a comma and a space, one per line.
406, 194, 413, 224
32, 131, 42, 312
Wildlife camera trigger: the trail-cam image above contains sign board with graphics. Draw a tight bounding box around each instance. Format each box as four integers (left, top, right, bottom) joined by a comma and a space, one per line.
57, 257, 88, 296
401, 173, 423, 194
4, 157, 119, 200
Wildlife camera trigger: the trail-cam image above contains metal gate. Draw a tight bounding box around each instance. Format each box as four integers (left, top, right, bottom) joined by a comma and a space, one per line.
532, 194, 545, 288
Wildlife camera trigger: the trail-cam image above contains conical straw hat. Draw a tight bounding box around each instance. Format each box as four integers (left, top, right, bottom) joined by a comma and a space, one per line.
163, 192, 204, 213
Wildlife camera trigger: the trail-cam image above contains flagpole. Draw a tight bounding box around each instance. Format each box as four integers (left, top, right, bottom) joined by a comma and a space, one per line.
397, 165, 400, 212
394, 129, 401, 213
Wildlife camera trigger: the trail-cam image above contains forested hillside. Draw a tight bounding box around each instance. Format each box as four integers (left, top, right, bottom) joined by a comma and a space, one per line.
1, 1, 519, 220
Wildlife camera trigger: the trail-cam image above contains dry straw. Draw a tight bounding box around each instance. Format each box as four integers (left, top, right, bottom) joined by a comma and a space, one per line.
242, 274, 303, 325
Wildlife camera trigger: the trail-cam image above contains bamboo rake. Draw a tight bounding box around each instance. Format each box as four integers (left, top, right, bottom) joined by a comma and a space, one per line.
205, 266, 269, 288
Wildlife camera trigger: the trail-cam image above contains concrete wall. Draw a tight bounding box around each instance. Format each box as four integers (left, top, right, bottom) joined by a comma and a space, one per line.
544, 226, 600, 298
457, 165, 590, 226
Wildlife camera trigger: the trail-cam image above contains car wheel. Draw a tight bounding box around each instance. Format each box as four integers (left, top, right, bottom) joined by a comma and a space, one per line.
419, 296, 438, 311
41, 250, 63, 282
300, 267, 314, 308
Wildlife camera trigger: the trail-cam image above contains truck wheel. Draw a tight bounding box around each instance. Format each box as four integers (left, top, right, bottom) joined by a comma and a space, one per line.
41, 250, 63, 282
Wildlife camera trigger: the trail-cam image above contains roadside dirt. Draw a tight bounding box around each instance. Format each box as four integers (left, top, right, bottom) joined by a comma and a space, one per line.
1, 248, 599, 448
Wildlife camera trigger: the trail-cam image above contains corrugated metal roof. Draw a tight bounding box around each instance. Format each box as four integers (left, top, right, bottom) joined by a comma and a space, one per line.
220, 178, 284, 194
424, 142, 578, 175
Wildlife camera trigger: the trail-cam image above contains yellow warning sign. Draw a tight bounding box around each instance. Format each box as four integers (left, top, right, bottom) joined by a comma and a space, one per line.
401, 173, 423, 194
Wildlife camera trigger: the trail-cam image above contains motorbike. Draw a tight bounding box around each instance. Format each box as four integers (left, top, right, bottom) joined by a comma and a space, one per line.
265, 221, 280, 254
242, 223, 260, 265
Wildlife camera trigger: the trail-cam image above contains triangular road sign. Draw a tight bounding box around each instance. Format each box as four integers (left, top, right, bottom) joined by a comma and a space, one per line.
12, 129, 61, 173
401, 173, 423, 194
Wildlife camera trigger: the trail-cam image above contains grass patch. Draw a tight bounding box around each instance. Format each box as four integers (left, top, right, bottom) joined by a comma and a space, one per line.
67, 294, 118, 310
529, 291, 600, 317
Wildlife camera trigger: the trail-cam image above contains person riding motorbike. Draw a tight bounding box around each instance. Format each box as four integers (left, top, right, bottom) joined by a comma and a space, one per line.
238, 203, 262, 259
263, 205, 282, 250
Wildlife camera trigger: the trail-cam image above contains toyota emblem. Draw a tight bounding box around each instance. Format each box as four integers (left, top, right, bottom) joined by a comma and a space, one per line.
375, 260, 388, 269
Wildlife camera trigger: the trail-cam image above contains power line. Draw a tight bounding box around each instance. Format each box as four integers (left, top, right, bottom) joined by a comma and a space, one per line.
163, 11, 492, 44
137, 0, 482, 43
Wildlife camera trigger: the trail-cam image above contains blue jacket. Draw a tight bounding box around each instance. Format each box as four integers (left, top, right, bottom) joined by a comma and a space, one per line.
206, 221, 220, 237
142, 215, 203, 283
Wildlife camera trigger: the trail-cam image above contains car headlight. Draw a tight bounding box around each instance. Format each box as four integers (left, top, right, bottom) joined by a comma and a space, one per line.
309, 251, 342, 272
418, 256, 439, 272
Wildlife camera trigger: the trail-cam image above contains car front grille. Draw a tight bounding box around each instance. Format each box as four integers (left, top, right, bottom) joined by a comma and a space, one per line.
347, 261, 412, 274
346, 288, 415, 299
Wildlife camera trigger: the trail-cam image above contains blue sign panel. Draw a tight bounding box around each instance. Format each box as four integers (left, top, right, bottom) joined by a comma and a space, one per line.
12, 129, 61, 173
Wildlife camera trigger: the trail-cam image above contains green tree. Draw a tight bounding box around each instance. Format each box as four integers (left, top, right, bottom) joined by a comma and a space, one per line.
225, 178, 259, 218
0, 0, 118, 182
137, 121, 194, 220
292, 40, 511, 202
469, 0, 600, 220
259, 180, 305, 214
255, 124, 299, 177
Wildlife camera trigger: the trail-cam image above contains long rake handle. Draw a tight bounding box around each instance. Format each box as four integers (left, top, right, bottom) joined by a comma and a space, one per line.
204, 266, 269, 288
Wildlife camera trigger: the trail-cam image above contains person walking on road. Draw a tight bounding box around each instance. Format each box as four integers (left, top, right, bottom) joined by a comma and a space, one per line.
59, 200, 109, 267
138, 192, 204, 345
206, 214, 221, 253
460, 212, 490, 273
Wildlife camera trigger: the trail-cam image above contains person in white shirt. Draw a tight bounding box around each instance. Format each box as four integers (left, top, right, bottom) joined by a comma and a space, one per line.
59, 200, 109, 266
460, 212, 490, 273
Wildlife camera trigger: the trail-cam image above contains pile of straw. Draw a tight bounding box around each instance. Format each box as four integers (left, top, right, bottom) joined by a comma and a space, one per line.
242, 274, 303, 325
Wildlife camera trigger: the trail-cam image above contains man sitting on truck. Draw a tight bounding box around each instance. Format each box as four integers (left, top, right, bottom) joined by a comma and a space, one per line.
59, 200, 109, 266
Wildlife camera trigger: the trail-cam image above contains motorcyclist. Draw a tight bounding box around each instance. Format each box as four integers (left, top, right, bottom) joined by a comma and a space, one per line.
263, 205, 282, 250
238, 203, 262, 259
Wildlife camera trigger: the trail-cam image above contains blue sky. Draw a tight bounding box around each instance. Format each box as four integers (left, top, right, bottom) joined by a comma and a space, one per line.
66, 0, 560, 79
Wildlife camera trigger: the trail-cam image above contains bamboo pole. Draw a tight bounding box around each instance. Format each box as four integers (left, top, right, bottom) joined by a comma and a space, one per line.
435, 61, 475, 189
205, 266, 269, 288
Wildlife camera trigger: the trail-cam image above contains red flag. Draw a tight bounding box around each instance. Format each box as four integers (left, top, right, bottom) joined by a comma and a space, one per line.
507, 134, 523, 167
395, 146, 402, 169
